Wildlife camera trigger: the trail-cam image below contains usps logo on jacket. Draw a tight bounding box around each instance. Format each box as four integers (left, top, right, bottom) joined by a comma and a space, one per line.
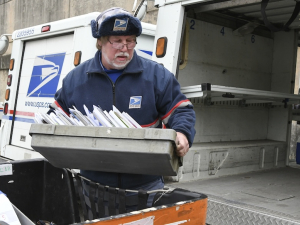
113, 18, 128, 31
27, 53, 66, 97
129, 96, 142, 109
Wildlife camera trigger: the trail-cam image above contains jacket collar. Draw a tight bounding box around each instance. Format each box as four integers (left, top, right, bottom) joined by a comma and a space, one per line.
86, 50, 144, 74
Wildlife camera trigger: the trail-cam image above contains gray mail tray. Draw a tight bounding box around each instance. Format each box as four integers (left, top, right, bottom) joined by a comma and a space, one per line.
29, 124, 179, 176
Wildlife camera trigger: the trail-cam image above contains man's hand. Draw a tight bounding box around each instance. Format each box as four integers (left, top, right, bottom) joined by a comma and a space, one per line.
176, 132, 189, 157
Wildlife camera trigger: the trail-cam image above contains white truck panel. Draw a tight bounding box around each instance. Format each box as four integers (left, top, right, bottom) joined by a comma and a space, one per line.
12, 12, 99, 41
152, 2, 185, 74
136, 32, 155, 60
23, 39, 47, 59
154, 0, 215, 7
271, 31, 298, 93
193, 105, 269, 142
179, 18, 274, 89
7, 40, 23, 106
73, 27, 97, 63
1, 13, 156, 160
11, 34, 75, 150
267, 107, 290, 142
4, 144, 43, 160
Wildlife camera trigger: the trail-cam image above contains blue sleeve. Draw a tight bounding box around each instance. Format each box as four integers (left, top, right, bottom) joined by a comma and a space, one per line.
157, 68, 196, 147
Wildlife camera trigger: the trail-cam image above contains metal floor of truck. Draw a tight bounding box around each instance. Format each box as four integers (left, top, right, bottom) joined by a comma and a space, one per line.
168, 164, 300, 225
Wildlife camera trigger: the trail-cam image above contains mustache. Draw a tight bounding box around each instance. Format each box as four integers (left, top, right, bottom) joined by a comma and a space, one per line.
114, 52, 130, 58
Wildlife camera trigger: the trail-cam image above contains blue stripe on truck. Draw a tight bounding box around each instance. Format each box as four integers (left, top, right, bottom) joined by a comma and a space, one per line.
2, 115, 35, 123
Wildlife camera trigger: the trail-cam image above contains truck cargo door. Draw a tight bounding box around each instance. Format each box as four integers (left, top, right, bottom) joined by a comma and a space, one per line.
11, 34, 74, 150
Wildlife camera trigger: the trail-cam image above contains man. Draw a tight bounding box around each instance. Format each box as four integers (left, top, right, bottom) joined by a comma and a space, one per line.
49, 7, 196, 216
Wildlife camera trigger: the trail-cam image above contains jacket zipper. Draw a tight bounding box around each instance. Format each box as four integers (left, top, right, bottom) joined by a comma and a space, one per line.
103, 73, 120, 186
111, 73, 125, 106
88, 72, 124, 187
112, 83, 116, 106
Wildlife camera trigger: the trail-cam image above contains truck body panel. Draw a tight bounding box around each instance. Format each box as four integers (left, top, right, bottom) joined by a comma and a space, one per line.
0, 12, 156, 160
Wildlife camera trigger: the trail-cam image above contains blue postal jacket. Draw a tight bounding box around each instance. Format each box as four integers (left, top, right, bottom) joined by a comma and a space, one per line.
50, 50, 196, 189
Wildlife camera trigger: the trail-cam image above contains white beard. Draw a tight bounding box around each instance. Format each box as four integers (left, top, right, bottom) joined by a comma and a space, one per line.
103, 52, 132, 70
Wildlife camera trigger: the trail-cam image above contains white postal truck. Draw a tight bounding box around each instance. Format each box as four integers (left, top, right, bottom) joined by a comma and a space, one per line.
0, 12, 155, 160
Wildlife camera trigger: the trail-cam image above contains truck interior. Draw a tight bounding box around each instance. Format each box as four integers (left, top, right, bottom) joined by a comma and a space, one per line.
166, 0, 300, 224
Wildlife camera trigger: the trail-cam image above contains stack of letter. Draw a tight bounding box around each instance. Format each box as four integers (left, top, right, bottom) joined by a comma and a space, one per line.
34, 105, 142, 128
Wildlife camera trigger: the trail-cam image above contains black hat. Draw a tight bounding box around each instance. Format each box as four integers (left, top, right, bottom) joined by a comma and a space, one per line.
91, 7, 142, 38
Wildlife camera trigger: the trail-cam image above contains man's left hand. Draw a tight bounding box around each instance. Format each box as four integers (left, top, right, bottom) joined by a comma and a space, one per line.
176, 132, 189, 157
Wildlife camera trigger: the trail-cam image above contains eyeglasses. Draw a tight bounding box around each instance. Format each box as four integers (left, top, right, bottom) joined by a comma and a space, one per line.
108, 39, 137, 50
